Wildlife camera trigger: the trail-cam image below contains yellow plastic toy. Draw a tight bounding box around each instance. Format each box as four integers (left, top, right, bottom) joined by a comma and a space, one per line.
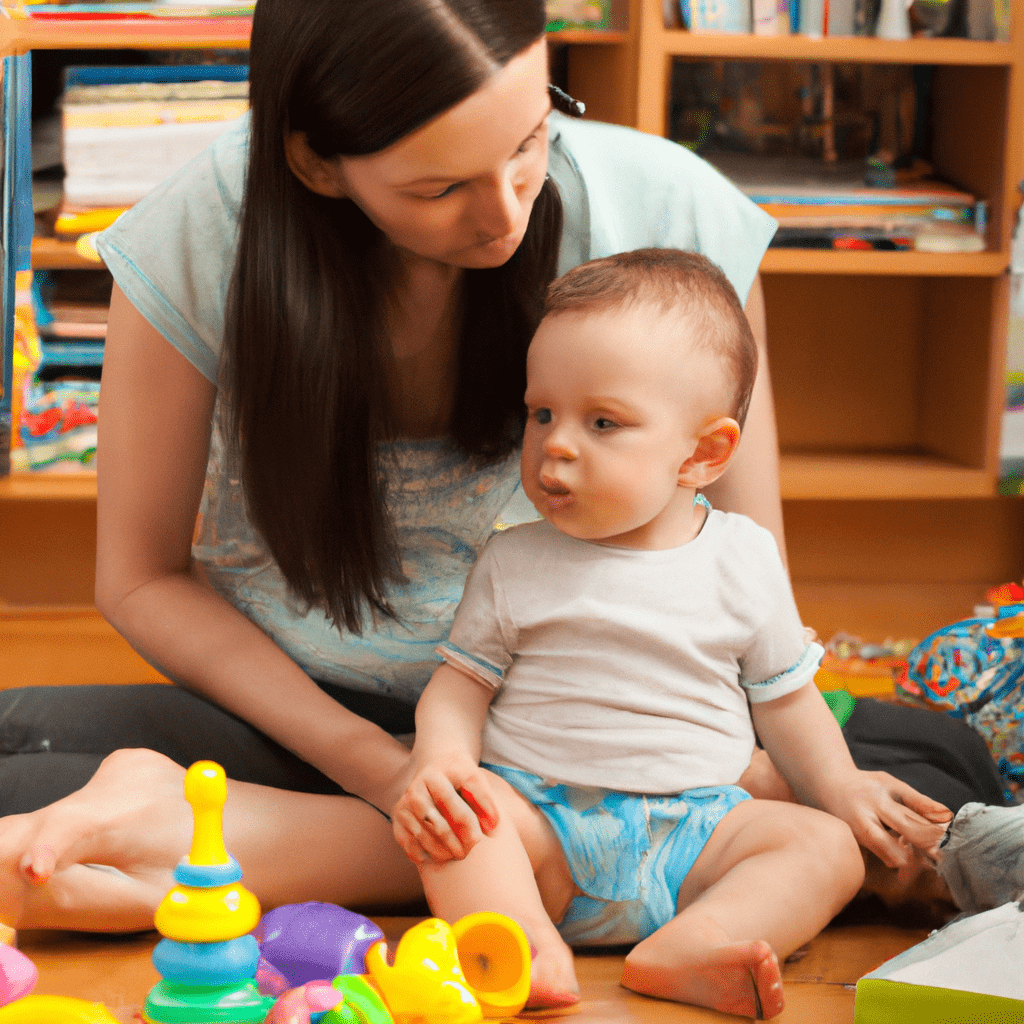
144, 761, 272, 1024
153, 761, 261, 943
0, 994, 121, 1024
363, 918, 482, 1024
451, 913, 531, 1019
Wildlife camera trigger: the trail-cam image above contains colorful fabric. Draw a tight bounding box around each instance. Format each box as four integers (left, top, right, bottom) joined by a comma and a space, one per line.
895, 614, 1024, 795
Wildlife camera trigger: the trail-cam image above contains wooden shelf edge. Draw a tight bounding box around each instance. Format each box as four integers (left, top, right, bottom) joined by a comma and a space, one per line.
761, 248, 1008, 276
0, 16, 252, 54
0, 19, 628, 57
31, 237, 104, 271
781, 452, 997, 499
0, 604, 167, 686
549, 29, 631, 44
0, 471, 97, 501
654, 29, 1014, 65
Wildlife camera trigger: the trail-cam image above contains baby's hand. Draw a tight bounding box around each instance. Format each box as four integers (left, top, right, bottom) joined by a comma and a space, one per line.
392, 757, 498, 866
823, 769, 952, 868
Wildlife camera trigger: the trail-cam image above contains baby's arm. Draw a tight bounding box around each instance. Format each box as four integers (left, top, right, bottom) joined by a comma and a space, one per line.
752, 684, 951, 868
392, 662, 499, 865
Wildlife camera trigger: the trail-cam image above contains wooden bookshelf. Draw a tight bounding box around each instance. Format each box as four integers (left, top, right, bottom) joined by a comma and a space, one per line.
3, 1, 1024, 674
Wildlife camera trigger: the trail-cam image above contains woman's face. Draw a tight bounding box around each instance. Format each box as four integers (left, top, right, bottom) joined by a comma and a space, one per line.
295, 38, 552, 270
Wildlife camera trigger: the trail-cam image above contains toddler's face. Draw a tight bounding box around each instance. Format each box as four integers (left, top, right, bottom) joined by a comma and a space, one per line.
521, 304, 729, 549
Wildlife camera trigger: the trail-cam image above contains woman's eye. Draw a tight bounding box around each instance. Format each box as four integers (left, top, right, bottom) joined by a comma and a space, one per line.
430, 182, 461, 199
517, 132, 538, 155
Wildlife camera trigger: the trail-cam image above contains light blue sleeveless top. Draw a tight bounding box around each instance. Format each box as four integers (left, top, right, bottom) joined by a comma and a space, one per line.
96, 113, 776, 702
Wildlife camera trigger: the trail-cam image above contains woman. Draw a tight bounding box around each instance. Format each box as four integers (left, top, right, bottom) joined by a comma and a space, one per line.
0, 0, 785, 932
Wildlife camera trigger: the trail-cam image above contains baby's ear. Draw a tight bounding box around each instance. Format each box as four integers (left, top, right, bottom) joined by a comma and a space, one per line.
678, 417, 741, 488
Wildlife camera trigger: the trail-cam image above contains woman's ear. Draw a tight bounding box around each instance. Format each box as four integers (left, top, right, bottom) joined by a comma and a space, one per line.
284, 131, 348, 198
678, 417, 742, 488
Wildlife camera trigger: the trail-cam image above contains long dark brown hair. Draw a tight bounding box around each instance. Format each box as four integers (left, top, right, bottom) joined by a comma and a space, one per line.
224, 0, 563, 633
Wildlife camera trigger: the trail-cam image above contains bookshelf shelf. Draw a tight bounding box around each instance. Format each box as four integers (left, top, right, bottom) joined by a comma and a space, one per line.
780, 452, 994, 500
0, 471, 96, 502
32, 237, 99, 270
0, 14, 252, 54
657, 30, 1015, 66
549, 29, 630, 44
761, 248, 1008, 276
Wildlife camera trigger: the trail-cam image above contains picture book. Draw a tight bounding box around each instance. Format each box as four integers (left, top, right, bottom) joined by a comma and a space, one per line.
854, 901, 1024, 1023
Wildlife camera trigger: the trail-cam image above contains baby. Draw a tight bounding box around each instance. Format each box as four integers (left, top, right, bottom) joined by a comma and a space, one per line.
392, 248, 947, 1018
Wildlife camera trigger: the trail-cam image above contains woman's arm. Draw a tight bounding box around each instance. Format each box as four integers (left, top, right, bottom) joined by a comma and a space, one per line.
703, 275, 787, 564
95, 285, 412, 812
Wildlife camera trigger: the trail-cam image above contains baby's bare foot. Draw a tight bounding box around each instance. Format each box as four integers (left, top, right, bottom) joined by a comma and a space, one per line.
524, 936, 581, 1012
622, 938, 783, 1019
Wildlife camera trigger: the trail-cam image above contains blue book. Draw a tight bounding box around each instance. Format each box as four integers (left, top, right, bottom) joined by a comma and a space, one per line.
64, 64, 248, 88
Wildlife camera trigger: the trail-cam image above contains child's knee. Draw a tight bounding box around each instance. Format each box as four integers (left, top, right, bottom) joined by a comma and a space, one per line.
804, 811, 865, 898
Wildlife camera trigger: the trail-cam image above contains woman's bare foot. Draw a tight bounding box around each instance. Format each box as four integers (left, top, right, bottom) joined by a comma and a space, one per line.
0, 748, 191, 931
621, 937, 783, 1019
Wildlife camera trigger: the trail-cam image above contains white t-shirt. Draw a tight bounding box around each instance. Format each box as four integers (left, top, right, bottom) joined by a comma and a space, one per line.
440, 513, 823, 794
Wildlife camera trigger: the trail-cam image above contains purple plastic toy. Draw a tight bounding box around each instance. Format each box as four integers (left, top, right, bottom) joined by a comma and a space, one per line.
254, 903, 385, 994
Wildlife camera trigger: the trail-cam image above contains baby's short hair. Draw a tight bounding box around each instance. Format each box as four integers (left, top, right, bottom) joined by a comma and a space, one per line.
543, 248, 759, 427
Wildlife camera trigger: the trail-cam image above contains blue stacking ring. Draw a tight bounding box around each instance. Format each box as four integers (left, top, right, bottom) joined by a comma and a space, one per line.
173, 856, 243, 887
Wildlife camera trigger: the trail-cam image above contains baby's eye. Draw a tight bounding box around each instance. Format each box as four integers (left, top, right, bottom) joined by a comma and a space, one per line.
532, 407, 552, 425
594, 417, 618, 430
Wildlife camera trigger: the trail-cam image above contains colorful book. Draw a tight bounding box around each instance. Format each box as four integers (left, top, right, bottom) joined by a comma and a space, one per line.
855, 901, 1024, 1023
709, 152, 985, 250
8, 1, 255, 18
61, 64, 248, 207
680, 0, 751, 32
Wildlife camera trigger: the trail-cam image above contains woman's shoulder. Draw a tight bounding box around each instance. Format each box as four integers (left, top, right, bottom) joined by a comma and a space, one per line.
99, 113, 248, 249
94, 114, 250, 383
549, 114, 776, 301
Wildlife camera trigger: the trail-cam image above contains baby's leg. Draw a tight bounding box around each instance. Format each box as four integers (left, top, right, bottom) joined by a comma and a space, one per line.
417, 770, 580, 1010
621, 799, 864, 1019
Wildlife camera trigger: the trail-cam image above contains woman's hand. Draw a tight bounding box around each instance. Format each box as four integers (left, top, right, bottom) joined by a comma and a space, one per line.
817, 768, 952, 869
391, 754, 498, 866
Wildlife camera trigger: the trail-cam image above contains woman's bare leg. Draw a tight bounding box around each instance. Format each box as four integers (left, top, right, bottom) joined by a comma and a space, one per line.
621, 800, 864, 1019
0, 748, 422, 932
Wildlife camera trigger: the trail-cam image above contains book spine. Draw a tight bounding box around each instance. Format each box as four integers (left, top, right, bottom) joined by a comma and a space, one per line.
689, 0, 751, 33
753, 0, 792, 33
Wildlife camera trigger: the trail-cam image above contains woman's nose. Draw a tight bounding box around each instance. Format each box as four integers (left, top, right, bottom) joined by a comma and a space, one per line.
477, 173, 520, 238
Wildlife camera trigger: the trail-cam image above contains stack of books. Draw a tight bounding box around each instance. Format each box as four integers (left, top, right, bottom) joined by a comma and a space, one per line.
710, 153, 987, 252
57, 63, 248, 238
11, 1, 256, 18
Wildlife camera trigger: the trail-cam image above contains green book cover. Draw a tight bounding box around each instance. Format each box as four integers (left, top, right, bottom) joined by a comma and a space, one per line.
855, 902, 1024, 1023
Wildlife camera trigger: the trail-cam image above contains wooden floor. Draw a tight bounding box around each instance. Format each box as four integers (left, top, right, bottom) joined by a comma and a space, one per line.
19, 915, 931, 1024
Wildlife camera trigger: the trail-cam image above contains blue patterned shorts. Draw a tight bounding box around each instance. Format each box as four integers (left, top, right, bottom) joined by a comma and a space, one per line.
484, 764, 750, 946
